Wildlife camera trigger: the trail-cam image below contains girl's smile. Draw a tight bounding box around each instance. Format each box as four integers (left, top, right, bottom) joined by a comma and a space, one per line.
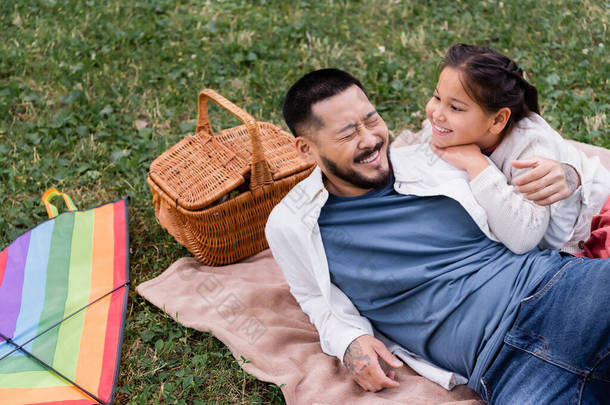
432, 124, 453, 135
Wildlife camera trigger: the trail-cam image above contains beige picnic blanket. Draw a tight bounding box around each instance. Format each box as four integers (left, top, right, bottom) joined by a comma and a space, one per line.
137, 249, 484, 405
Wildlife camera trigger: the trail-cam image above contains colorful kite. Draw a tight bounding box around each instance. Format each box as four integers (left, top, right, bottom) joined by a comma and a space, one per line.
0, 189, 129, 405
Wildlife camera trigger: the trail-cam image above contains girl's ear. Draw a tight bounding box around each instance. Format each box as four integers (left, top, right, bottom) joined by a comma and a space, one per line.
295, 136, 317, 164
489, 107, 512, 135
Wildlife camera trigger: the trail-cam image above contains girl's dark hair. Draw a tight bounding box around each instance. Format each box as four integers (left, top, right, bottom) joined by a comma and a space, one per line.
443, 43, 539, 133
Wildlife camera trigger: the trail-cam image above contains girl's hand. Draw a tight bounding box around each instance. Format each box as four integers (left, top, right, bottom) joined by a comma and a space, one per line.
512, 157, 581, 206
430, 143, 490, 180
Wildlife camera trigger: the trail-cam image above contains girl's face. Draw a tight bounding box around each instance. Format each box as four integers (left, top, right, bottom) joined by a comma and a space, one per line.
425, 67, 502, 150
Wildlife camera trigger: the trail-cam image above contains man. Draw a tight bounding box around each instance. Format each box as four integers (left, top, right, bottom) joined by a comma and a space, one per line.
265, 69, 609, 403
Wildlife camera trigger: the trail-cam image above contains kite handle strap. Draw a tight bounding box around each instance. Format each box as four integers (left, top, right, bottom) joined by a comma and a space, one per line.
42, 188, 78, 218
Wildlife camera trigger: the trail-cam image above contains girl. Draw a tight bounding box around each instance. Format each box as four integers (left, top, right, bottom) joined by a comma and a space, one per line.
424, 43, 610, 255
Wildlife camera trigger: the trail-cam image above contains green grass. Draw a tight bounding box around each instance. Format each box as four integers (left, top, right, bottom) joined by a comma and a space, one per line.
1, 0, 608, 403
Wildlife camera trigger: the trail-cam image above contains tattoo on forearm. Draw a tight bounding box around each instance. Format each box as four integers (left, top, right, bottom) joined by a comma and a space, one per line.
561, 163, 580, 194
344, 341, 371, 376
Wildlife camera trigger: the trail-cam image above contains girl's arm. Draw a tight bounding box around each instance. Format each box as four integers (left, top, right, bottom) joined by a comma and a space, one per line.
431, 143, 550, 254
511, 156, 582, 250
469, 164, 552, 253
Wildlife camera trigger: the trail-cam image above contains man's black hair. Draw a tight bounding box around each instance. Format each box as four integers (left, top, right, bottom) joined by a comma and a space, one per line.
282, 68, 365, 137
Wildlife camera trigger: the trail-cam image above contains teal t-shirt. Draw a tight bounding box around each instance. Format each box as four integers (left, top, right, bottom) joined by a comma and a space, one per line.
317, 176, 567, 389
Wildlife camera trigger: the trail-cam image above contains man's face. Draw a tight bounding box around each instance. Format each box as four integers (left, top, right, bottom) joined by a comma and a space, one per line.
298, 85, 391, 197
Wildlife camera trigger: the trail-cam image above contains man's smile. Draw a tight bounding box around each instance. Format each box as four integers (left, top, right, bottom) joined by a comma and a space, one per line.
357, 149, 380, 164
355, 141, 384, 165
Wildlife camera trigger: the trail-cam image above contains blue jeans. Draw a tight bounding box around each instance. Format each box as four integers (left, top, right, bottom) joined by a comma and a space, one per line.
479, 257, 610, 405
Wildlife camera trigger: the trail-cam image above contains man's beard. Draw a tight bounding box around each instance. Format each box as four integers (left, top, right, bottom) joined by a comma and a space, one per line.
320, 142, 392, 190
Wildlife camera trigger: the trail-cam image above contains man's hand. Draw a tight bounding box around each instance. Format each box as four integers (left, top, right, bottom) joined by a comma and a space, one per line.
512, 156, 581, 206
430, 143, 490, 180
343, 335, 403, 392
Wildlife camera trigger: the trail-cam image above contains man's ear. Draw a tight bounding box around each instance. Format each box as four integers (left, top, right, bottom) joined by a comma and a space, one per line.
295, 136, 317, 164
489, 107, 511, 135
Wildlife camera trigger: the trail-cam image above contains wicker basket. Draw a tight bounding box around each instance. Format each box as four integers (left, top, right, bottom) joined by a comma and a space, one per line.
147, 89, 314, 265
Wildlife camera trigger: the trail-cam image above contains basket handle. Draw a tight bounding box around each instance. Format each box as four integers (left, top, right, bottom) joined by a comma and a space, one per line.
196, 89, 273, 192
42, 188, 78, 219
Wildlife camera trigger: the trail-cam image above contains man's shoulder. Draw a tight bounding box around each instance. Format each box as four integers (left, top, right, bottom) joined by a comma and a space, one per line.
266, 167, 324, 238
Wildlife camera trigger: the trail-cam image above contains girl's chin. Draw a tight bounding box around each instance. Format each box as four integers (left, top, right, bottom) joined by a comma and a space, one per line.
431, 137, 452, 148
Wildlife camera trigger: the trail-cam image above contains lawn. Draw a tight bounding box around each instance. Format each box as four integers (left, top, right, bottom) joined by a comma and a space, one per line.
1, 0, 608, 403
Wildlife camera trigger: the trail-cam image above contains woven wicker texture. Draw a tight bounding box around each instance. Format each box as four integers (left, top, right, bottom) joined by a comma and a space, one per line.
148, 89, 313, 265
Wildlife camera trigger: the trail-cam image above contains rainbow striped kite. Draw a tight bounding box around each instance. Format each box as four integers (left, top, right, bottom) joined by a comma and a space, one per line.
0, 190, 129, 405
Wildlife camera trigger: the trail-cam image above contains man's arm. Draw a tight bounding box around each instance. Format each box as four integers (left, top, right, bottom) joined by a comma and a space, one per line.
512, 157, 581, 206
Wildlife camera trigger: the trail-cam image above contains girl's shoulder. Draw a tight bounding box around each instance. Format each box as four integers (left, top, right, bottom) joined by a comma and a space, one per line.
510, 113, 563, 142
500, 113, 586, 170
492, 113, 569, 167
502, 113, 565, 153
